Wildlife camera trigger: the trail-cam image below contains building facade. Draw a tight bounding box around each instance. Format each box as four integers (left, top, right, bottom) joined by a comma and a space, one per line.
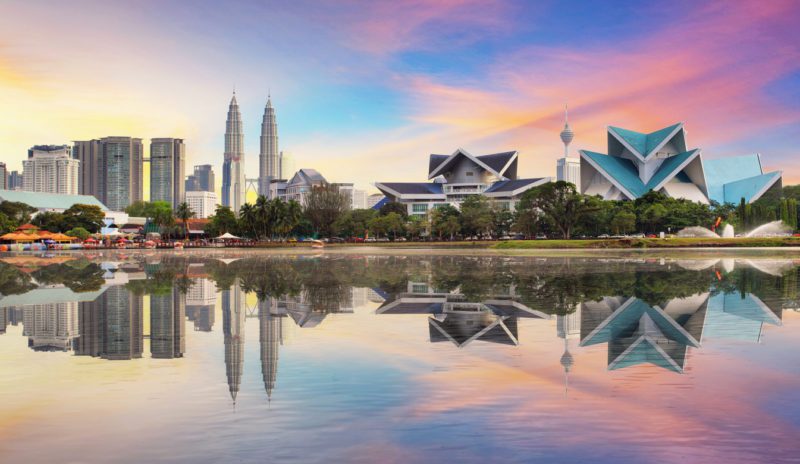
222, 92, 246, 213
22, 145, 80, 195
580, 122, 782, 204
149, 138, 185, 208
186, 164, 215, 192
7, 171, 22, 190
367, 193, 385, 209
376, 148, 550, 216
73, 139, 103, 201
259, 95, 279, 197
185, 190, 218, 219
283, 169, 328, 205
0, 162, 6, 189
101, 137, 143, 211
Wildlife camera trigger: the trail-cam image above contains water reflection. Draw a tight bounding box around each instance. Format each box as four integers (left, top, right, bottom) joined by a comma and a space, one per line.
0, 253, 797, 401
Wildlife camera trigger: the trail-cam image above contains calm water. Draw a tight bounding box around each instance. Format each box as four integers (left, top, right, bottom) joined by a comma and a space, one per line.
1, 250, 799, 463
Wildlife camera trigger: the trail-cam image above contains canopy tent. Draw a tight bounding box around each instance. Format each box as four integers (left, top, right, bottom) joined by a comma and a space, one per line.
215, 232, 242, 240
0, 232, 37, 242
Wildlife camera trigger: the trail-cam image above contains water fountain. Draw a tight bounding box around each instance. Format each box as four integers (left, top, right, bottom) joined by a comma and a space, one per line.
744, 220, 793, 238
676, 226, 721, 238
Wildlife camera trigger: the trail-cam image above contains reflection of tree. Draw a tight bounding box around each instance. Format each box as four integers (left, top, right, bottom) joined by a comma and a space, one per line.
30, 260, 106, 293
0, 262, 36, 295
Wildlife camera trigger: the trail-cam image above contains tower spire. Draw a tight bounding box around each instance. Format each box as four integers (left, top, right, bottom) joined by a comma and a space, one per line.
559, 103, 574, 157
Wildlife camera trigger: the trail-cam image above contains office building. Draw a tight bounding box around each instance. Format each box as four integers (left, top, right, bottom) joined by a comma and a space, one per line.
7, 171, 22, 190
0, 162, 6, 189
185, 190, 218, 218
22, 145, 80, 195
186, 164, 215, 192
102, 137, 143, 211
150, 289, 185, 359
186, 278, 216, 332
259, 94, 279, 197
222, 92, 245, 213
150, 138, 185, 208
367, 193, 385, 209
352, 189, 367, 209
73, 139, 103, 201
278, 151, 294, 179
22, 303, 80, 351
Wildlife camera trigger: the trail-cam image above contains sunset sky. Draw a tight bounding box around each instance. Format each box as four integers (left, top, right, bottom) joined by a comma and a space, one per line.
1, 0, 798, 196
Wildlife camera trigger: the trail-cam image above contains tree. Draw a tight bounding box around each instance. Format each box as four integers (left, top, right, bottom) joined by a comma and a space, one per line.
303, 184, 350, 237
379, 201, 408, 218
32, 211, 65, 232
65, 227, 91, 240
430, 204, 460, 240
490, 206, 515, 237
459, 196, 493, 237
0, 201, 37, 227
641, 203, 667, 233
205, 205, 238, 236
439, 216, 461, 240
610, 210, 636, 235
520, 181, 598, 239
406, 214, 427, 240
335, 208, 377, 238
62, 204, 105, 233
174, 202, 195, 240
382, 212, 405, 240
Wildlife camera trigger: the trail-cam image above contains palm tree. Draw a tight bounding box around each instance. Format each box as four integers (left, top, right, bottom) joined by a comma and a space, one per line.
239, 203, 257, 239
285, 200, 302, 240
174, 202, 195, 240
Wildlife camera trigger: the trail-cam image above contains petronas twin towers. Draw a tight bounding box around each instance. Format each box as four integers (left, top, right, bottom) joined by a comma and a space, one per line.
221, 91, 279, 213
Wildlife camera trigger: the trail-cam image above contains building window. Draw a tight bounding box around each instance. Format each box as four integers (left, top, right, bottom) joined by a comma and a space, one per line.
466, 172, 473, 176
412, 203, 428, 213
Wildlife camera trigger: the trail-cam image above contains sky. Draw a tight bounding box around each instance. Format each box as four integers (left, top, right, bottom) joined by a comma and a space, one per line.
1, 0, 799, 198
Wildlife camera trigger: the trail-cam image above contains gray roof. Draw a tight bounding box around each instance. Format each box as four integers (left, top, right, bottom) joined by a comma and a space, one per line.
477, 152, 516, 173
428, 154, 449, 174
289, 169, 327, 187
484, 178, 545, 193
378, 182, 443, 195
0, 190, 109, 211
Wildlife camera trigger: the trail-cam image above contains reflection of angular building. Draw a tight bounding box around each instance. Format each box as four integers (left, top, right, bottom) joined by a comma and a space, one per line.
150, 289, 185, 359
186, 278, 216, 332
580, 290, 782, 373
258, 301, 283, 399
22, 303, 79, 351
580, 123, 782, 204
377, 281, 551, 347
222, 283, 245, 402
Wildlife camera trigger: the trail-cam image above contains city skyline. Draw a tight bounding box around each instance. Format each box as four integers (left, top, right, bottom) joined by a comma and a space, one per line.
0, 1, 797, 195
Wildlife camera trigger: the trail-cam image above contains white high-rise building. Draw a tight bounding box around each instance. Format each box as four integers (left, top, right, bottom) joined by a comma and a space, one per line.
149, 138, 185, 208
222, 92, 245, 213
352, 189, 367, 209
185, 190, 218, 219
367, 193, 384, 209
555, 105, 580, 189
278, 151, 294, 180
22, 303, 80, 351
22, 146, 80, 195
259, 94, 279, 197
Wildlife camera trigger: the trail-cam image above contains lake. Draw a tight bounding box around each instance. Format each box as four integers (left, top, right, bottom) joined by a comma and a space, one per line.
0, 250, 798, 463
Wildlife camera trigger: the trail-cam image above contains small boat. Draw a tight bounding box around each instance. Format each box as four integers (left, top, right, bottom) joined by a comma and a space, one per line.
310, 239, 325, 249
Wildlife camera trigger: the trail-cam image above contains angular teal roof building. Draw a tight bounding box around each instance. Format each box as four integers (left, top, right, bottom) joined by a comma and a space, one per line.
579, 123, 782, 204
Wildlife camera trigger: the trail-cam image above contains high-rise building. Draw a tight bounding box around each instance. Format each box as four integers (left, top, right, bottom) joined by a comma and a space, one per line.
222, 92, 245, 213
259, 304, 283, 399
102, 137, 143, 211
186, 164, 215, 192
73, 139, 104, 201
0, 162, 6, 189
259, 95, 279, 197
22, 303, 79, 351
185, 190, 218, 218
150, 138, 186, 208
278, 151, 294, 180
556, 105, 580, 189
222, 282, 245, 402
186, 278, 216, 332
7, 171, 22, 190
352, 189, 367, 209
102, 285, 144, 360
150, 289, 185, 359
22, 145, 80, 195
